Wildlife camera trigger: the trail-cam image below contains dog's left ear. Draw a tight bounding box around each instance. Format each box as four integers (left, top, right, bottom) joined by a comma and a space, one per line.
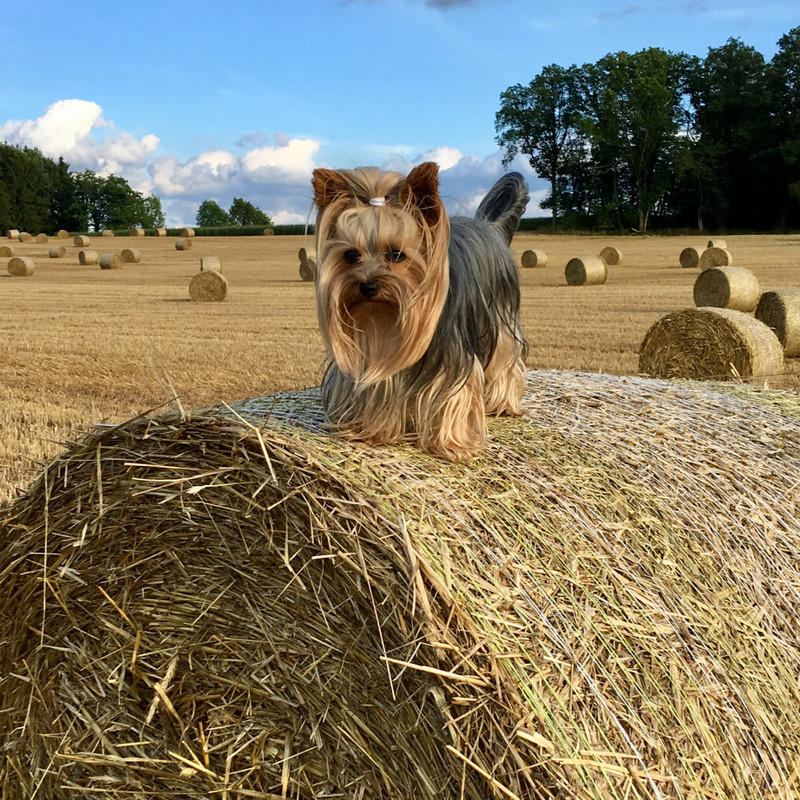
402, 162, 443, 226
312, 168, 352, 211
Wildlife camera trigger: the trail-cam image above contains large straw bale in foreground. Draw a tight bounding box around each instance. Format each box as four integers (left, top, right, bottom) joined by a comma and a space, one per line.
3, 371, 800, 800
565, 254, 607, 285
692, 265, 760, 311
755, 288, 800, 357
639, 306, 784, 382
189, 268, 228, 301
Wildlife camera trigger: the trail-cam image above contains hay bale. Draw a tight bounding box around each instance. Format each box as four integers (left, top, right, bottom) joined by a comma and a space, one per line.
7, 229, 19, 239
56, 229, 69, 239
0, 245, 14, 257
102, 230, 114, 238
708, 238, 727, 249
521, 248, 547, 268
755, 288, 800, 358
48, 245, 66, 259
599, 245, 622, 265
639, 306, 784, 383
19, 232, 33, 243
679, 245, 702, 268
74, 235, 90, 247
200, 255, 222, 272
565, 254, 607, 285
189, 268, 228, 301
3, 370, 800, 799
99, 253, 122, 270
78, 249, 99, 265
699, 246, 733, 270
175, 237, 192, 251
35, 233, 48, 244
264, 227, 275, 235
693, 265, 761, 312
154, 228, 167, 237
129, 228, 145, 237
7, 256, 34, 276
120, 248, 141, 264
180, 227, 196, 238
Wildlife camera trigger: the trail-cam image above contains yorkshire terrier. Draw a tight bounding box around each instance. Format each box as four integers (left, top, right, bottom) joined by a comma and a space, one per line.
311, 161, 529, 462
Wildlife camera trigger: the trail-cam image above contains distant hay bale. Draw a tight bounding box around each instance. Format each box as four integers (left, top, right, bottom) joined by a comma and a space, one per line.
19, 232, 33, 243
693, 266, 761, 312
679, 246, 702, 268
708, 238, 727, 249
180, 227, 196, 238
74, 235, 90, 247
35, 233, 48, 244
565, 254, 607, 285
56, 229, 69, 239
78, 249, 99, 265
99, 253, 122, 269
0, 245, 14, 257
189, 269, 228, 301
129, 228, 145, 237
599, 245, 622, 265
200, 255, 222, 272
7, 229, 19, 239
102, 230, 114, 238
264, 227, 275, 235
154, 228, 167, 237
298, 247, 316, 282
639, 307, 784, 383
3, 370, 800, 799
7, 256, 35, 276
755, 288, 800, 358
48, 246, 66, 259
175, 237, 192, 251
120, 248, 141, 264
521, 248, 547, 268
699, 246, 733, 270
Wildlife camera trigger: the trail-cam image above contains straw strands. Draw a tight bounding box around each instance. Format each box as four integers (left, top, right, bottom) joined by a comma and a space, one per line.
755, 288, 800, 357
599, 246, 622, 265
189, 269, 228, 301
698, 246, 732, 270
639, 307, 784, 382
692, 266, 761, 312
2, 369, 800, 799
78, 249, 99, 265
521, 249, 547, 268
679, 246, 702, 268
565, 254, 607, 285
7, 256, 34, 276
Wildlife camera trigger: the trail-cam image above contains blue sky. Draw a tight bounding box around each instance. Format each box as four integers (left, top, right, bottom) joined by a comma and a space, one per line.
1, 0, 796, 226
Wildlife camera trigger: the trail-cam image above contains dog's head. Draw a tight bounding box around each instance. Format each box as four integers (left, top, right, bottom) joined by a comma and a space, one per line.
312, 162, 450, 384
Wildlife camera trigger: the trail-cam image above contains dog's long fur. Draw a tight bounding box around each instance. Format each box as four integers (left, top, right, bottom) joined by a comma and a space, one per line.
312, 161, 529, 461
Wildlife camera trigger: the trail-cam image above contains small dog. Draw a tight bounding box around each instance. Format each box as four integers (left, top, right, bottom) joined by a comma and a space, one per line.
311, 161, 529, 461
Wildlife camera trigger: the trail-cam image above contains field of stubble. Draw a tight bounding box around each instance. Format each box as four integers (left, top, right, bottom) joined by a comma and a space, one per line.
0, 230, 798, 503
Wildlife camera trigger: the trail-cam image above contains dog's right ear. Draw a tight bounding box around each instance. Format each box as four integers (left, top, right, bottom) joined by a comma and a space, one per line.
312, 169, 351, 211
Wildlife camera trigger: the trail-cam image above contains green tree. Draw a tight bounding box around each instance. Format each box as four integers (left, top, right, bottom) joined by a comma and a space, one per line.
495, 64, 585, 224
136, 194, 166, 229
228, 197, 271, 227
196, 199, 231, 227
49, 157, 88, 233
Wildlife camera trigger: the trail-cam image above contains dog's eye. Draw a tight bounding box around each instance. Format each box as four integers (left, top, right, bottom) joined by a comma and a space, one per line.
343, 250, 360, 264
387, 249, 406, 263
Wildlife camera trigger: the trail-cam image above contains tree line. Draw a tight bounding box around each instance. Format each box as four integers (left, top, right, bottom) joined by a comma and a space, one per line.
495, 28, 800, 232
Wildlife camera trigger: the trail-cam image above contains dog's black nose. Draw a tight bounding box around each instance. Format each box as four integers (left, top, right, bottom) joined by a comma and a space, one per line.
359, 280, 380, 298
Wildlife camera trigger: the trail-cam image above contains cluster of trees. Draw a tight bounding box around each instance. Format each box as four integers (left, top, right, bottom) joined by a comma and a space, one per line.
196, 198, 272, 228
496, 28, 800, 232
0, 143, 165, 234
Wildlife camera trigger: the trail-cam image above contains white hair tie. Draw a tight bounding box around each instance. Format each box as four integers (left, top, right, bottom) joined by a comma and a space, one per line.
369, 197, 386, 207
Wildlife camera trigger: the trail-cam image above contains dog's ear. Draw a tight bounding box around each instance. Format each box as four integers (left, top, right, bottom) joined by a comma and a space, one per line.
312, 168, 352, 211
402, 162, 442, 226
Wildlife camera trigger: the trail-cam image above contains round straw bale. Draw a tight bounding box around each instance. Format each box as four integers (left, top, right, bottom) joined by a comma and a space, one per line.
693, 266, 761, 312
189, 268, 228, 301
565, 254, 607, 285
7, 229, 19, 239
699, 246, 733, 270
78, 249, 99, 265
129, 227, 145, 237
175, 237, 192, 251
19, 232, 33, 242
7, 256, 35, 276
599, 245, 622, 265
0, 245, 14, 257
521, 248, 547, 268
99, 253, 122, 269
707, 238, 727, 249
180, 227, 196, 238
755, 288, 800, 358
56, 229, 69, 239
154, 227, 167, 237
35, 233, 48, 244
4, 370, 800, 798
200, 255, 221, 272
679, 245, 702, 268
48, 245, 66, 259
299, 259, 315, 282
102, 229, 114, 237
74, 235, 90, 247
264, 227, 275, 235
639, 307, 784, 383
120, 247, 141, 263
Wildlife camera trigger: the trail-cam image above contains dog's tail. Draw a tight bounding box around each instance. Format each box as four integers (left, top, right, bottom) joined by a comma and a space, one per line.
474, 172, 529, 245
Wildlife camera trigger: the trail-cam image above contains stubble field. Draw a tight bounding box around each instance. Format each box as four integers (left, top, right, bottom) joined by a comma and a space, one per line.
1, 230, 798, 503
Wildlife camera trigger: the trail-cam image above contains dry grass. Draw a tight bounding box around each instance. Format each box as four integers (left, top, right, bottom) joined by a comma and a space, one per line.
1, 232, 799, 504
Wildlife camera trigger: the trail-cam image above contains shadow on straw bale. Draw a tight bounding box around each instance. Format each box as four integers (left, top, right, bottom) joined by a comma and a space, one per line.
2, 371, 800, 799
